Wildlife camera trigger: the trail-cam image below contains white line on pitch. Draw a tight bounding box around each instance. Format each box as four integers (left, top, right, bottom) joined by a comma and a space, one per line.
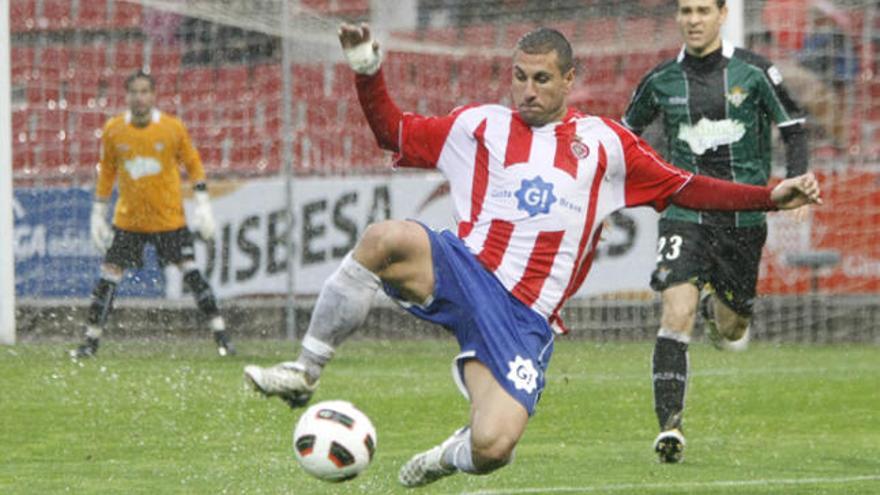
456, 474, 880, 494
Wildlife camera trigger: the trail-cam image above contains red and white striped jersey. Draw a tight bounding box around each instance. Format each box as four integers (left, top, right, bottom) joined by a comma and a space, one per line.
396, 104, 693, 332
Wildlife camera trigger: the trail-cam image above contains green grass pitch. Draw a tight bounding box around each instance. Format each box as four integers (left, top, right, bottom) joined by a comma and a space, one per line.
1, 338, 878, 494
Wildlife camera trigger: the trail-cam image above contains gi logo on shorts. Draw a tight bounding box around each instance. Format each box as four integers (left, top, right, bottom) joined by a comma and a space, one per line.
506, 355, 538, 394
515, 176, 556, 217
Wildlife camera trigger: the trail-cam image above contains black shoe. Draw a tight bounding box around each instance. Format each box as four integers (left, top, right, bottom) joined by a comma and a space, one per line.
213, 331, 236, 356
70, 337, 100, 359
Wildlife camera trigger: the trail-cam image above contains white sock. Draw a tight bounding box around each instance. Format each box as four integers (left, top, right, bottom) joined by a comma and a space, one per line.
85, 324, 102, 339
296, 253, 380, 377
441, 428, 477, 474
658, 327, 691, 344
209, 316, 226, 332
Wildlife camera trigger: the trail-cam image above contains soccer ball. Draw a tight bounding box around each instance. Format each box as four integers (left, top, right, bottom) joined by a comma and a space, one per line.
293, 400, 377, 482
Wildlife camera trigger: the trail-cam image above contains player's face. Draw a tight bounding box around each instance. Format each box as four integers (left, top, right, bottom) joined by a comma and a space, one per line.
677, 0, 727, 56
511, 50, 574, 127
126, 77, 156, 121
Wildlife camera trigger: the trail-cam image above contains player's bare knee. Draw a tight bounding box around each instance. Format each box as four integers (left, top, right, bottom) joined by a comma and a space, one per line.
355, 221, 408, 267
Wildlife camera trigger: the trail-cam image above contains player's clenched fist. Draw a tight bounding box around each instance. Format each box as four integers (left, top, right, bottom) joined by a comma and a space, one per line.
770, 172, 823, 210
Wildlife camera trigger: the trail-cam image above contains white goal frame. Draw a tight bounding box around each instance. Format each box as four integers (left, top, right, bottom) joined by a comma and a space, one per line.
1, 0, 16, 345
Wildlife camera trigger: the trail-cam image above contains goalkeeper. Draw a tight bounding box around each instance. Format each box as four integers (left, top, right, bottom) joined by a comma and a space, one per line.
71, 70, 234, 358
622, 0, 810, 463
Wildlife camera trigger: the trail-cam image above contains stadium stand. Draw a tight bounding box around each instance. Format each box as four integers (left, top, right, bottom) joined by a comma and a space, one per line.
8, 0, 880, 180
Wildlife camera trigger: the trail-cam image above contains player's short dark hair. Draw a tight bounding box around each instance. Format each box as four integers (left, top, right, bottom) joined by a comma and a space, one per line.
516, 27, 574, 75
125, 69, 155, 91
677, 0, 726, 8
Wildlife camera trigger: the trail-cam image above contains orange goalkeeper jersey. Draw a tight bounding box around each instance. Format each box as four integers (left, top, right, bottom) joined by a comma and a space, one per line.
96, 109, 205, 233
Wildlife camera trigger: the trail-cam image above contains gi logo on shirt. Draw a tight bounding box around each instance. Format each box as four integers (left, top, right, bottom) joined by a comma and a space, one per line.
506, 355, 538, 394
515, 176, 557, 217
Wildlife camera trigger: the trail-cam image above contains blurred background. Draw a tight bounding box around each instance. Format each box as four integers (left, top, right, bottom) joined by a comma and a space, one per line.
5, 0, 880, 343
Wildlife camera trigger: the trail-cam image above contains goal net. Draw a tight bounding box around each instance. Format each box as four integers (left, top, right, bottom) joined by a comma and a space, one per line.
8, 0, 880, 342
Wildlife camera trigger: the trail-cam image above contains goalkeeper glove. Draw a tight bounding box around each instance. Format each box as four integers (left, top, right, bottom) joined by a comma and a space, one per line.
191, 190, 216, 240
90, 201, 114, 254
342, 38, 382, 75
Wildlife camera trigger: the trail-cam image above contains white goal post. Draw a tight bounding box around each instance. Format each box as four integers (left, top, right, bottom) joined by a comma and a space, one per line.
1, 0, 16, 345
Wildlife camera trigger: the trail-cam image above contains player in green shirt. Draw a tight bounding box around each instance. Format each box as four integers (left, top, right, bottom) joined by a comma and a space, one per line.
622, 0, 809, 463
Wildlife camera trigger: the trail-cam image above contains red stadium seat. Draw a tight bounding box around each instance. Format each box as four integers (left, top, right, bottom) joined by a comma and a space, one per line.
30, 109, 71, 170
179, 67, 216, 105
331, 64, 358, 100
306, 98, 339, 130
300, 0, 331, 13
501, 22, 540, 49
69, 111, 106, 169
152, 71, 180, 98
38, 0, 73, 30
253, 64, 282, 95
40, 46, 72, 74
619, 17, 656, 49
421, 27, 458, 46
12, 110, 33, 170
332, 0, 369, 17
581, 18, 619, 48
146, 44, 183, 77
62, 61, 105, 110
581, 54, 621, 86
621, 52, 659, 85
11, 0, 36, 32
71, 44, 108, 78
113, 41, 145, 73
111, 1, 143, 29
292, 63, 325, 98
11, 46, 35, 82
215, 66, 252, 103
460, 24, 498, 47
77, 0, 108, 30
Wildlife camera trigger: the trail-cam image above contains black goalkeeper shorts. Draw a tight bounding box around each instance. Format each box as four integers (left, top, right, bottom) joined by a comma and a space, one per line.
649, 219, 767, 316
105, 227, 196, 269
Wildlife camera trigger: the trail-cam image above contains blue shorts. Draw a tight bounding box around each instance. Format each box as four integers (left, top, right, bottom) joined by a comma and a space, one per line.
383, 224, 555, 416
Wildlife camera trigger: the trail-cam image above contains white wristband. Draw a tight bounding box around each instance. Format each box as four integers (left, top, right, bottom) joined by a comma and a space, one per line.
195, 190, 210, 206
344, 40, 381, 75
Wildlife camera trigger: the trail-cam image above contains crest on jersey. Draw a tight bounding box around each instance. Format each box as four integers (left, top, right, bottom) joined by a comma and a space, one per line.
154, 142, 165, 152
506, 355, 538, 394
570, 140, 590, 160
515, 176, 557, 217
726, 86, 748, 108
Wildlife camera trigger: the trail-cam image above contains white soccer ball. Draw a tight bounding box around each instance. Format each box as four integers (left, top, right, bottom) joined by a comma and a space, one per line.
293, 400, 377, 482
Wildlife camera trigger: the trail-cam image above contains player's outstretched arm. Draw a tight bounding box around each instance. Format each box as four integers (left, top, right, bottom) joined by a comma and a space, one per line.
338, 22, 402, 152
770, 172, 823, 210
671, 173, 821, 212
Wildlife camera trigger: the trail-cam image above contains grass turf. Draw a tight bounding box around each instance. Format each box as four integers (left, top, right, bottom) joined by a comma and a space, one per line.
1, 339, 878, 494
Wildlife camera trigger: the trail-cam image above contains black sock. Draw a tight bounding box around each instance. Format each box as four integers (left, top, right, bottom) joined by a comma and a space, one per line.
87, 278, 118, 328
652, 336, 689, 431
183, 270, 219, 318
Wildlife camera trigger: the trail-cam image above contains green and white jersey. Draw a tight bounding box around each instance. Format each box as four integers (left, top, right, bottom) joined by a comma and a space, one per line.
622, 41, 806, 227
